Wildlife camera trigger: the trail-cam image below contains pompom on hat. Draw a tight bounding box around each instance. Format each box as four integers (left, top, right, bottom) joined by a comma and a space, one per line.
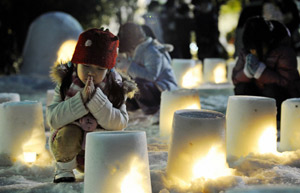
71, 28, 119, 69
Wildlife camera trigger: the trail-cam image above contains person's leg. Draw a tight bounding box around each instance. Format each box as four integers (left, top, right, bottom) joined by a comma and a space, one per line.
134, 78, 161, 115
50, 124, 83, 183
262, 84, 289, 121
234, 82, 261, 95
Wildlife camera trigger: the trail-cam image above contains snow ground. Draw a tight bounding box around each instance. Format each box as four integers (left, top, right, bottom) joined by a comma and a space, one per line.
1, 75, 300, 193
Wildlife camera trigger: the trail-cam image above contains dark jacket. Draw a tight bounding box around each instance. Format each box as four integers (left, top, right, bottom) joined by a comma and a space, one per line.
232, 46, 300, 98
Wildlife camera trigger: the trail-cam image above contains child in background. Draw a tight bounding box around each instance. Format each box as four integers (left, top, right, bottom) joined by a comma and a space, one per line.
117, 22, 177, 115
47, 28, 137, 183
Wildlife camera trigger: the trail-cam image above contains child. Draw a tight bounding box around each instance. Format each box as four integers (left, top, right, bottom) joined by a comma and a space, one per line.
117, 22, 177, 115
47, 28, 137, 183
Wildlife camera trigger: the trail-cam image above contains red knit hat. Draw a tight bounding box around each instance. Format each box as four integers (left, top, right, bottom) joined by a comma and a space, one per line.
71, 28, 119, 69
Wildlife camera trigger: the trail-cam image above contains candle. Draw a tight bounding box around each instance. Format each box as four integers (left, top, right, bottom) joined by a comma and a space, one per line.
84, 131, 152, 193
159, 89, 201, 139
226, 96, 277, 163
279, 98, 300, 151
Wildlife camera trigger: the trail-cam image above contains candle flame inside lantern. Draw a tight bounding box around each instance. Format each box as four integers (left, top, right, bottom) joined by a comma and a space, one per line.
23, 152, 37, 163
182, 65, 202, 88
258, 126, 277, 154
121, 157, 146, 193
56, 40, 77, 63
192, 146, 234, 180
213, 64, 227, 84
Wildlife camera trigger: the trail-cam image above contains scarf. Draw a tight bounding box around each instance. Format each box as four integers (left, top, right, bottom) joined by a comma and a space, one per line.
66, 72, 98, 150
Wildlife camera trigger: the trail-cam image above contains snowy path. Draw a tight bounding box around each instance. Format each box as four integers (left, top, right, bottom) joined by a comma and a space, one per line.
2, 76, 300, 192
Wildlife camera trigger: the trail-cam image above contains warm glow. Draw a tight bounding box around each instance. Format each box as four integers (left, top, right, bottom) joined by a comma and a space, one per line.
258, 126, 277, 154
186, 103, 201, 110
56, 40, 77, 63
213, 64, 227, 83
192, 146, 233, 180
23, 152, 37, 163
182, 65, 202, 88
121, 157, 146, 193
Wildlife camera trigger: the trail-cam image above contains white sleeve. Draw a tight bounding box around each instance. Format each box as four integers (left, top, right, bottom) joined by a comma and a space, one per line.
86, 88, 128, 131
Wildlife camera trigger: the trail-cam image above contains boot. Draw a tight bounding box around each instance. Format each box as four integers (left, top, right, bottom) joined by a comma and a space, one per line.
53, 157, 76, 183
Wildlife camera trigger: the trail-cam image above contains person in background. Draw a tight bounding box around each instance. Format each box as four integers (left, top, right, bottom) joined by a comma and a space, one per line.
234, 0, 300, 57
116, 22, 177, 115
232, 16, 300, 121
47, 28, 137, 183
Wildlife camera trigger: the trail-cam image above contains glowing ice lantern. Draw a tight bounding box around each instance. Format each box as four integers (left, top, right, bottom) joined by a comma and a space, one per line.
171, 59, 203, 88
203, 58, 227, 83
297, 56, 300, 75
159, 89, 201, 139
166, 109, 233, 187
0, 101, 46, 164
0, 93, 20, 103
56, 39, 77, 63
226, 96, 277, 163
84, 131, 151, 193
23, 152, 37, 163
279, 98, 300, 151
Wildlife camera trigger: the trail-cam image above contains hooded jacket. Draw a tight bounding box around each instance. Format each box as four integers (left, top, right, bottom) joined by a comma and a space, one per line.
47, 63, 138, 132
127, 37, 178, 92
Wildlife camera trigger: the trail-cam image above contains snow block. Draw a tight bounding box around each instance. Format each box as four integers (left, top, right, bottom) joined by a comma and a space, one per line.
279, 98, 300, 151
84, 131, 152, 193
226, 96, 277, 163
22, 11, 83, 78
171, 59, 202, 88
0, 93, 20, 103
203, 58, 227, 83
159, 89, 201, 139
166, 109, 226, 184
0, 101, 46, 164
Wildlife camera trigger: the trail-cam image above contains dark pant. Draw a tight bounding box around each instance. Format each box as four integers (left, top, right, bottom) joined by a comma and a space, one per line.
126, 78, 161, 115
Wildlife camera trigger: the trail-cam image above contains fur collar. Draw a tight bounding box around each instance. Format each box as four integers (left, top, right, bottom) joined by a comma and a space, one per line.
50, 62, 138, 98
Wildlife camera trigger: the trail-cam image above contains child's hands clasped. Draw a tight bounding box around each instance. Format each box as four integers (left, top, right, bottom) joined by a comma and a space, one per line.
81, 75, 95, 103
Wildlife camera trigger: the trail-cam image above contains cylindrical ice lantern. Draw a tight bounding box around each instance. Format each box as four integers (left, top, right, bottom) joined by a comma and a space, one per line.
0, 101, 46, 164
297, 56, 300, 75
203, 58, 227, 83
226, 96, 277, 163
84, 131, 152, 193
159, 89, 201, 139
166, 109, 232, 185
0, 93, 20, 103
279, 98, 300, 151
172, 59, 202, 88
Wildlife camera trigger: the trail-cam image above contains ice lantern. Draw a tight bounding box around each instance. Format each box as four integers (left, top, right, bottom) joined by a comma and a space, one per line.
0, 93, 20, 103
84, 131, 152, 193
226, 96, 277, 163
203, 58, 227, 83
279, 98, 300, 151
0, 101, 46, 164
159, 89, 201, 139
171, 59, 203, 88
166, 110, 233, 187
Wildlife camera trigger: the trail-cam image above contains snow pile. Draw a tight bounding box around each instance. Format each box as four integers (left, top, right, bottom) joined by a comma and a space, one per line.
2, 77, 300, 193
